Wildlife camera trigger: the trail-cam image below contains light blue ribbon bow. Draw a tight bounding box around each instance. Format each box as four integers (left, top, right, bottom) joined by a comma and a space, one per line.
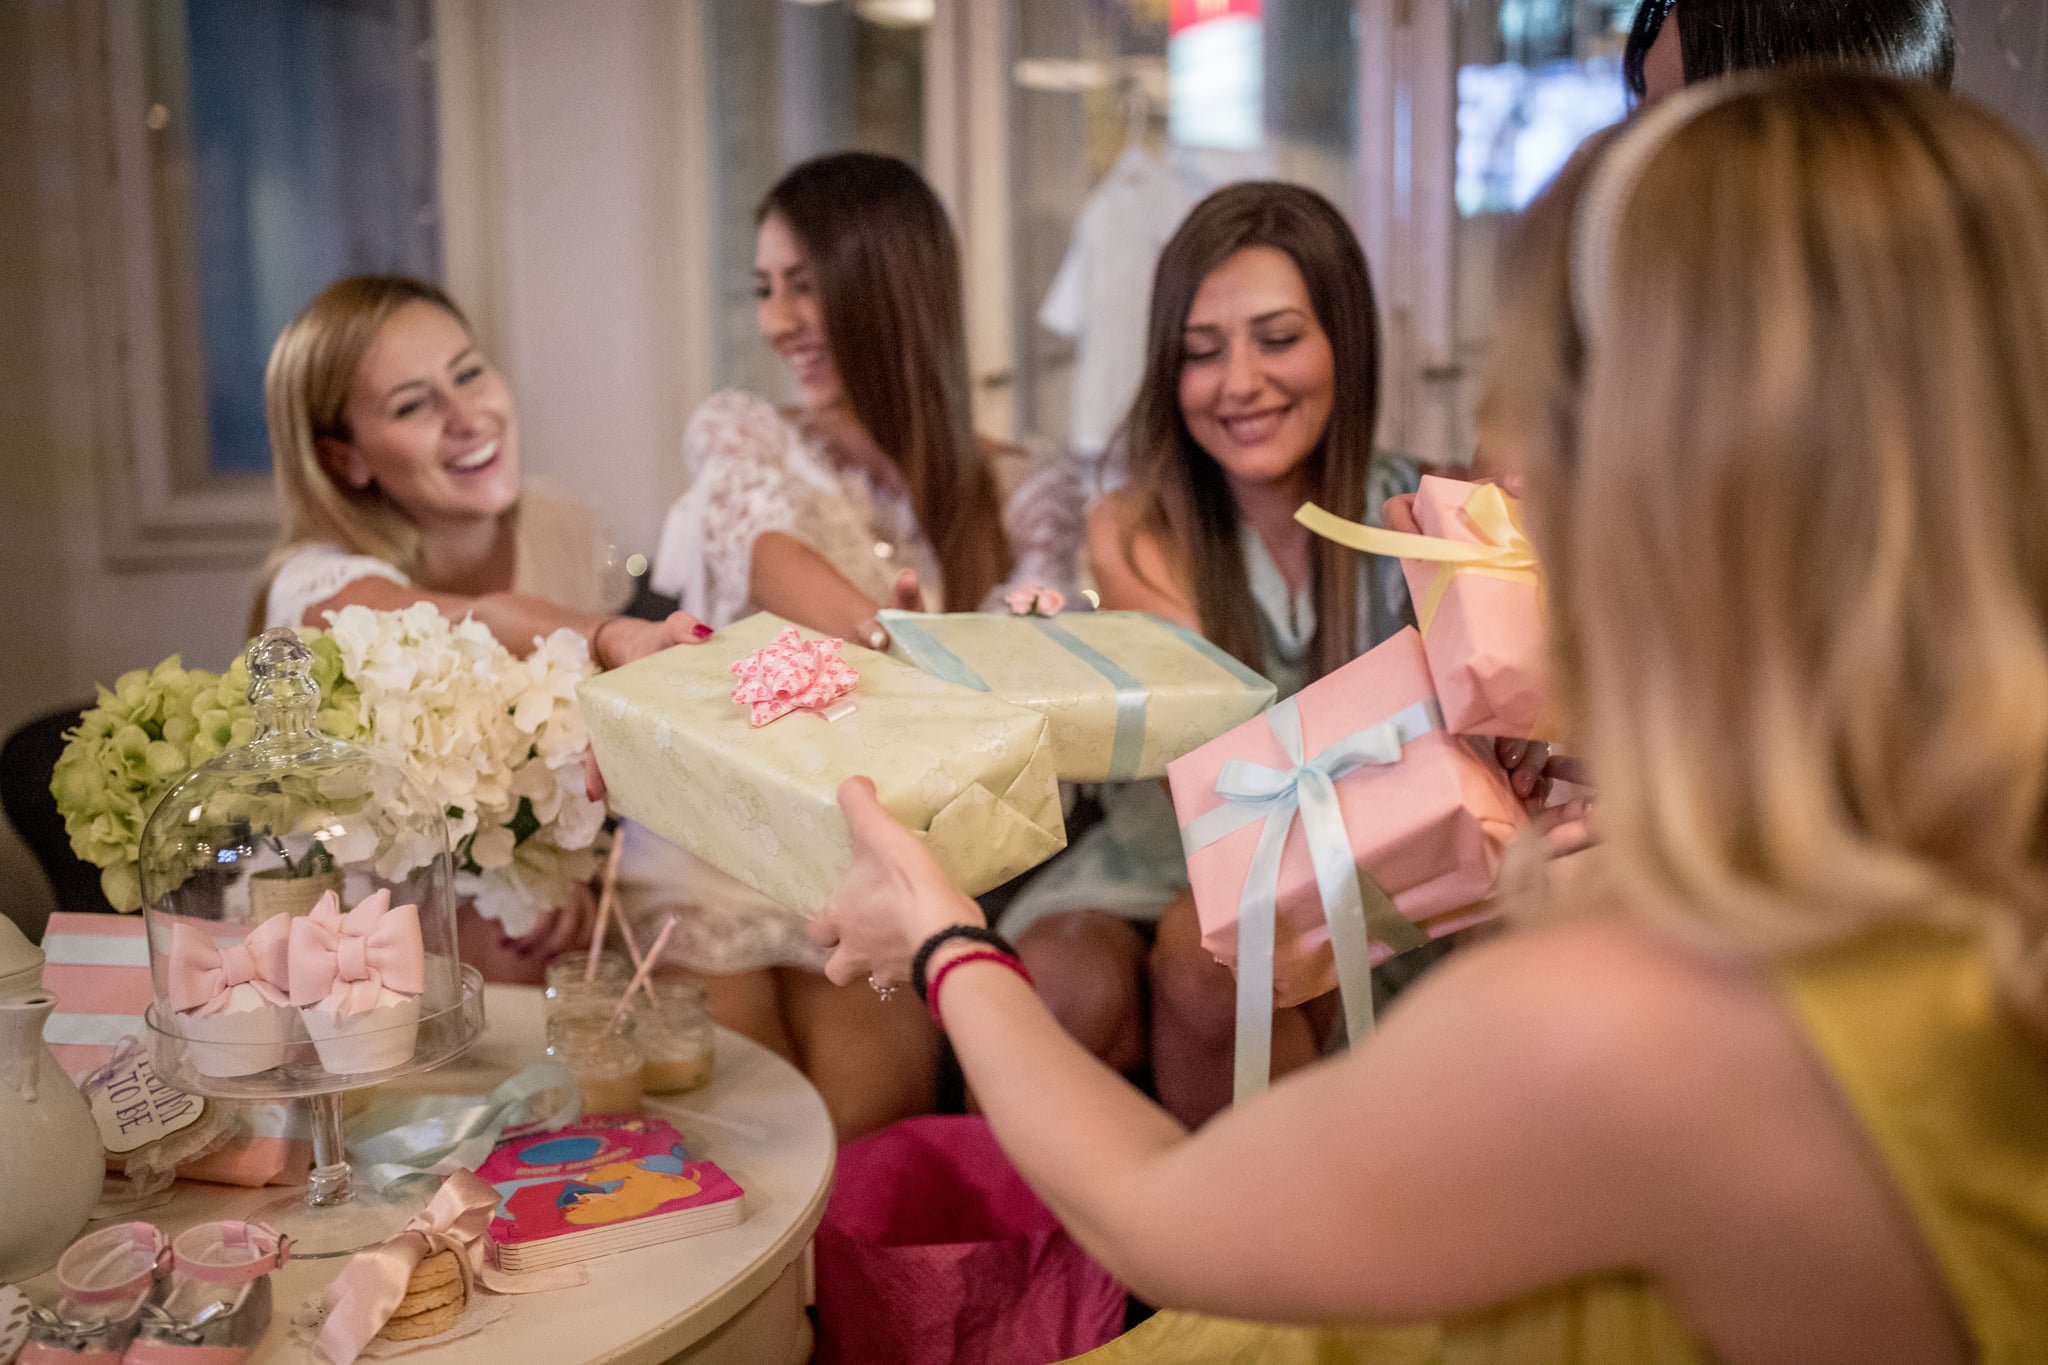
1178, 696, 1438, 1102
347, 1063, 577, 1193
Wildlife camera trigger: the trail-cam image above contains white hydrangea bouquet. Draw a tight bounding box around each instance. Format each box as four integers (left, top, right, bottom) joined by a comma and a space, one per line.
53, 603, 605, 933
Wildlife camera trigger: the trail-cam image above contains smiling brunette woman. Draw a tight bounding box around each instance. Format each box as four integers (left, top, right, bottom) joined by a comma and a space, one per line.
627, 153, 1083, 1144
995, 182, 1420, 1128
255, 274, 706, 976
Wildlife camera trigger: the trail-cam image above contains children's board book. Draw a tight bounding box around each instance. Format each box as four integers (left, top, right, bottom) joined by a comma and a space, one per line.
479, 1114, 745, 1270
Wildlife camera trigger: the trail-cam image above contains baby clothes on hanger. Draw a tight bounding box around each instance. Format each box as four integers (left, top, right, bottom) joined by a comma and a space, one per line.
1038, 145, 1211, 480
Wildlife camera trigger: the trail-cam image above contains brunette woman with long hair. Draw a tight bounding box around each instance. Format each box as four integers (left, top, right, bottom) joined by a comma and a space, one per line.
630, 152, 1082, 1142
997, 182, 1418, 1127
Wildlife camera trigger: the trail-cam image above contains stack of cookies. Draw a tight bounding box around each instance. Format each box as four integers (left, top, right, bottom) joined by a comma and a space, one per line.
376, 1249, 468, 1342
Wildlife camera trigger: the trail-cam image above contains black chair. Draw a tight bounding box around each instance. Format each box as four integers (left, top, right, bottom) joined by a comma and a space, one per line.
1, 704, 115, 924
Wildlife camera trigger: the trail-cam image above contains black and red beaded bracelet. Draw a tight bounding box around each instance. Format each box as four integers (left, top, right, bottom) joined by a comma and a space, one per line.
925, 949, 1032, 1027
909, 925, 1019, 1003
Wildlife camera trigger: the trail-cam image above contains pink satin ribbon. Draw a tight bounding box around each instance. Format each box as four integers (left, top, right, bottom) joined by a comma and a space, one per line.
165, 916, 291, 1016
169, 1220, 289, 1286
52, 1221, 167, 1304
317, 1169, 585, 1365
288, 889, 425, 1017
729, 625, 860, 727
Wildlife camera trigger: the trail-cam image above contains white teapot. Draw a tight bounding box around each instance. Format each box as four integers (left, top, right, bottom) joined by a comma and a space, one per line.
0, 916, 105, 1282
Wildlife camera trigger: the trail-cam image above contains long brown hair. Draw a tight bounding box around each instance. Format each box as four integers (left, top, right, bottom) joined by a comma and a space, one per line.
252, 274, 476, 632
758, 153, 1008, 611
1507, 74, 2048, 1030
1118, 182, 1379, 681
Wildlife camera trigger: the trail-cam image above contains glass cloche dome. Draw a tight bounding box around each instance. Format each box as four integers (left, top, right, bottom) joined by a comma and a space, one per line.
137, 628, 482, 1254
138, 627, 478, 1095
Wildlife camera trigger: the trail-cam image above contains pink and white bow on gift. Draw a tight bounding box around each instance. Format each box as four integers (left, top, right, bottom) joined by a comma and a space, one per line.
729, 625, 860, 727
165, 914, 291, 1015
288, 889, 425, 1018
1003, 584, 1067, 617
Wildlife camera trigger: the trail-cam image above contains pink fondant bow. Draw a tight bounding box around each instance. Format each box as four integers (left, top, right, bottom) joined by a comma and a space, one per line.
166, 914, 291, 1015
729, 626, 860, 727
317, 1168, 585, 1365
1003, 584, 1067, 617
288, 889, 425, 1017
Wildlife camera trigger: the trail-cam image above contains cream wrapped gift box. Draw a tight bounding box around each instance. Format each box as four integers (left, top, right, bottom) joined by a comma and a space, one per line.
878, 609, 1277, 784
579, 613, 1067, 914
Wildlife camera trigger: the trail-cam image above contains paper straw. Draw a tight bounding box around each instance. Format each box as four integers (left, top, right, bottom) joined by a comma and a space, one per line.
615, 905, 644, 970
612, 911, 664, 1007
585, 835, 626, 983
610, 916, 674, 1032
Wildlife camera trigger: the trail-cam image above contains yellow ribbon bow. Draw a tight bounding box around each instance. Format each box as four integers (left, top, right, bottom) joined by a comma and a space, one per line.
1295, 484, 1538, 631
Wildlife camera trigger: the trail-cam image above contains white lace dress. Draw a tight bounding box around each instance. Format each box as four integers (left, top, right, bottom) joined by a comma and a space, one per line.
625, 388, 1085, 975
264, 545, 411, 630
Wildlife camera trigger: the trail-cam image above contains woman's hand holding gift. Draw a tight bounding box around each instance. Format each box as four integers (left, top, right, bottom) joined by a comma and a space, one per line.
582, 615, 717, 802
1386, 488, 1589, 853
809, 777, 984, 989
591, 610, 714, 671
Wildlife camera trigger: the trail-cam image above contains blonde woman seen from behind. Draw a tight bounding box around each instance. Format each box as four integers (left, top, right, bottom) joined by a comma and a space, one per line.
257, 275, 709, 978
801, 75, 2048, 1363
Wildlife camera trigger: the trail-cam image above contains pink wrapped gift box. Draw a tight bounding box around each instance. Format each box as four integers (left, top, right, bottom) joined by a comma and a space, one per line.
1399, 476, 1549, 739
1168, 629, 1521, 1096
41, 912, 308, 1186
1298, 476, 1551, 739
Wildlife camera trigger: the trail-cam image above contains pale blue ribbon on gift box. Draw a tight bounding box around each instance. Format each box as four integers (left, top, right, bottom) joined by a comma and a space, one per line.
1177, 695, 1437, 1103
879, 610, 1271, 783
347, 1062, 577, 1193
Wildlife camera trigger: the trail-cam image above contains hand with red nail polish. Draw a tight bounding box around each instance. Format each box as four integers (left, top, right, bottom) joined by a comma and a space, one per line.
589, 611, 714, 670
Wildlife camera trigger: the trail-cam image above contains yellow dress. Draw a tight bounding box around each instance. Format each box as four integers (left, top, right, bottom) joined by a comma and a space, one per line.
1064, 928, 2048, 1364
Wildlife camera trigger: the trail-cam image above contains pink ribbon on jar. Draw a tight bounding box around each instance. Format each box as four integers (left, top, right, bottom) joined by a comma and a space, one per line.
729, 626, 860, 727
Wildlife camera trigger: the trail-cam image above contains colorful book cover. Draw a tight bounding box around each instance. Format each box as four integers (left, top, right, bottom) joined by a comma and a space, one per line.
480, 1115, 744, 1248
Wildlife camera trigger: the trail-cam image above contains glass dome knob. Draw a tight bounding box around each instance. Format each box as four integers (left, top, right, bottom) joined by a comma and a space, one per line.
246, 627, 319, 735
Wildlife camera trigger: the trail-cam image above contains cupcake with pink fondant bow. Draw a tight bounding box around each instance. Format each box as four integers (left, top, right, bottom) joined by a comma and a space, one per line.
288, 889, 425, 1074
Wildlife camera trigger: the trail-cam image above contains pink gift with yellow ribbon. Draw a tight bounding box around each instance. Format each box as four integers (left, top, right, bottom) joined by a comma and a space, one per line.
1297, 475, 1552, 740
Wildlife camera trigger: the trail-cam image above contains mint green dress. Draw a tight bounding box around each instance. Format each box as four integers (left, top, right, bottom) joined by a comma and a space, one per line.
998, 458, 1417, 940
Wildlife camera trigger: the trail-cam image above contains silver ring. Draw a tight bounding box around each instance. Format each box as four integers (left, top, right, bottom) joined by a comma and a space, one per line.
868, 974, 897, 1002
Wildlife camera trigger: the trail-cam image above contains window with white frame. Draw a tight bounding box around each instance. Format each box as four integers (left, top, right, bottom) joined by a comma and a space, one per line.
67, 0, 438, 566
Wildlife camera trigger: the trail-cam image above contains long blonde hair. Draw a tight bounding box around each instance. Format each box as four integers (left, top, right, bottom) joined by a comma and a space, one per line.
251, 275, 478, 632
1504, 74, 2048, 1029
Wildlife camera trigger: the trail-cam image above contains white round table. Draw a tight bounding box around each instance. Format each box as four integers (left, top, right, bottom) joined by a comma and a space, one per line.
27, 985, 835, 1365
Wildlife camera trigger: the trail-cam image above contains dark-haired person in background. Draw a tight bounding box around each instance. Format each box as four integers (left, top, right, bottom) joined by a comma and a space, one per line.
1625, 0, 1954, 106
623, 152, 1083, 1142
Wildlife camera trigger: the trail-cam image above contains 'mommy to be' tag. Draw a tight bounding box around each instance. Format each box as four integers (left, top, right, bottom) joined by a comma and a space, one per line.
88, 1051, 205, 1153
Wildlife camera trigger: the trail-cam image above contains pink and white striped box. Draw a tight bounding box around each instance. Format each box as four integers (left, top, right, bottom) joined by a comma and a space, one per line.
40, 913, 308, 1187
